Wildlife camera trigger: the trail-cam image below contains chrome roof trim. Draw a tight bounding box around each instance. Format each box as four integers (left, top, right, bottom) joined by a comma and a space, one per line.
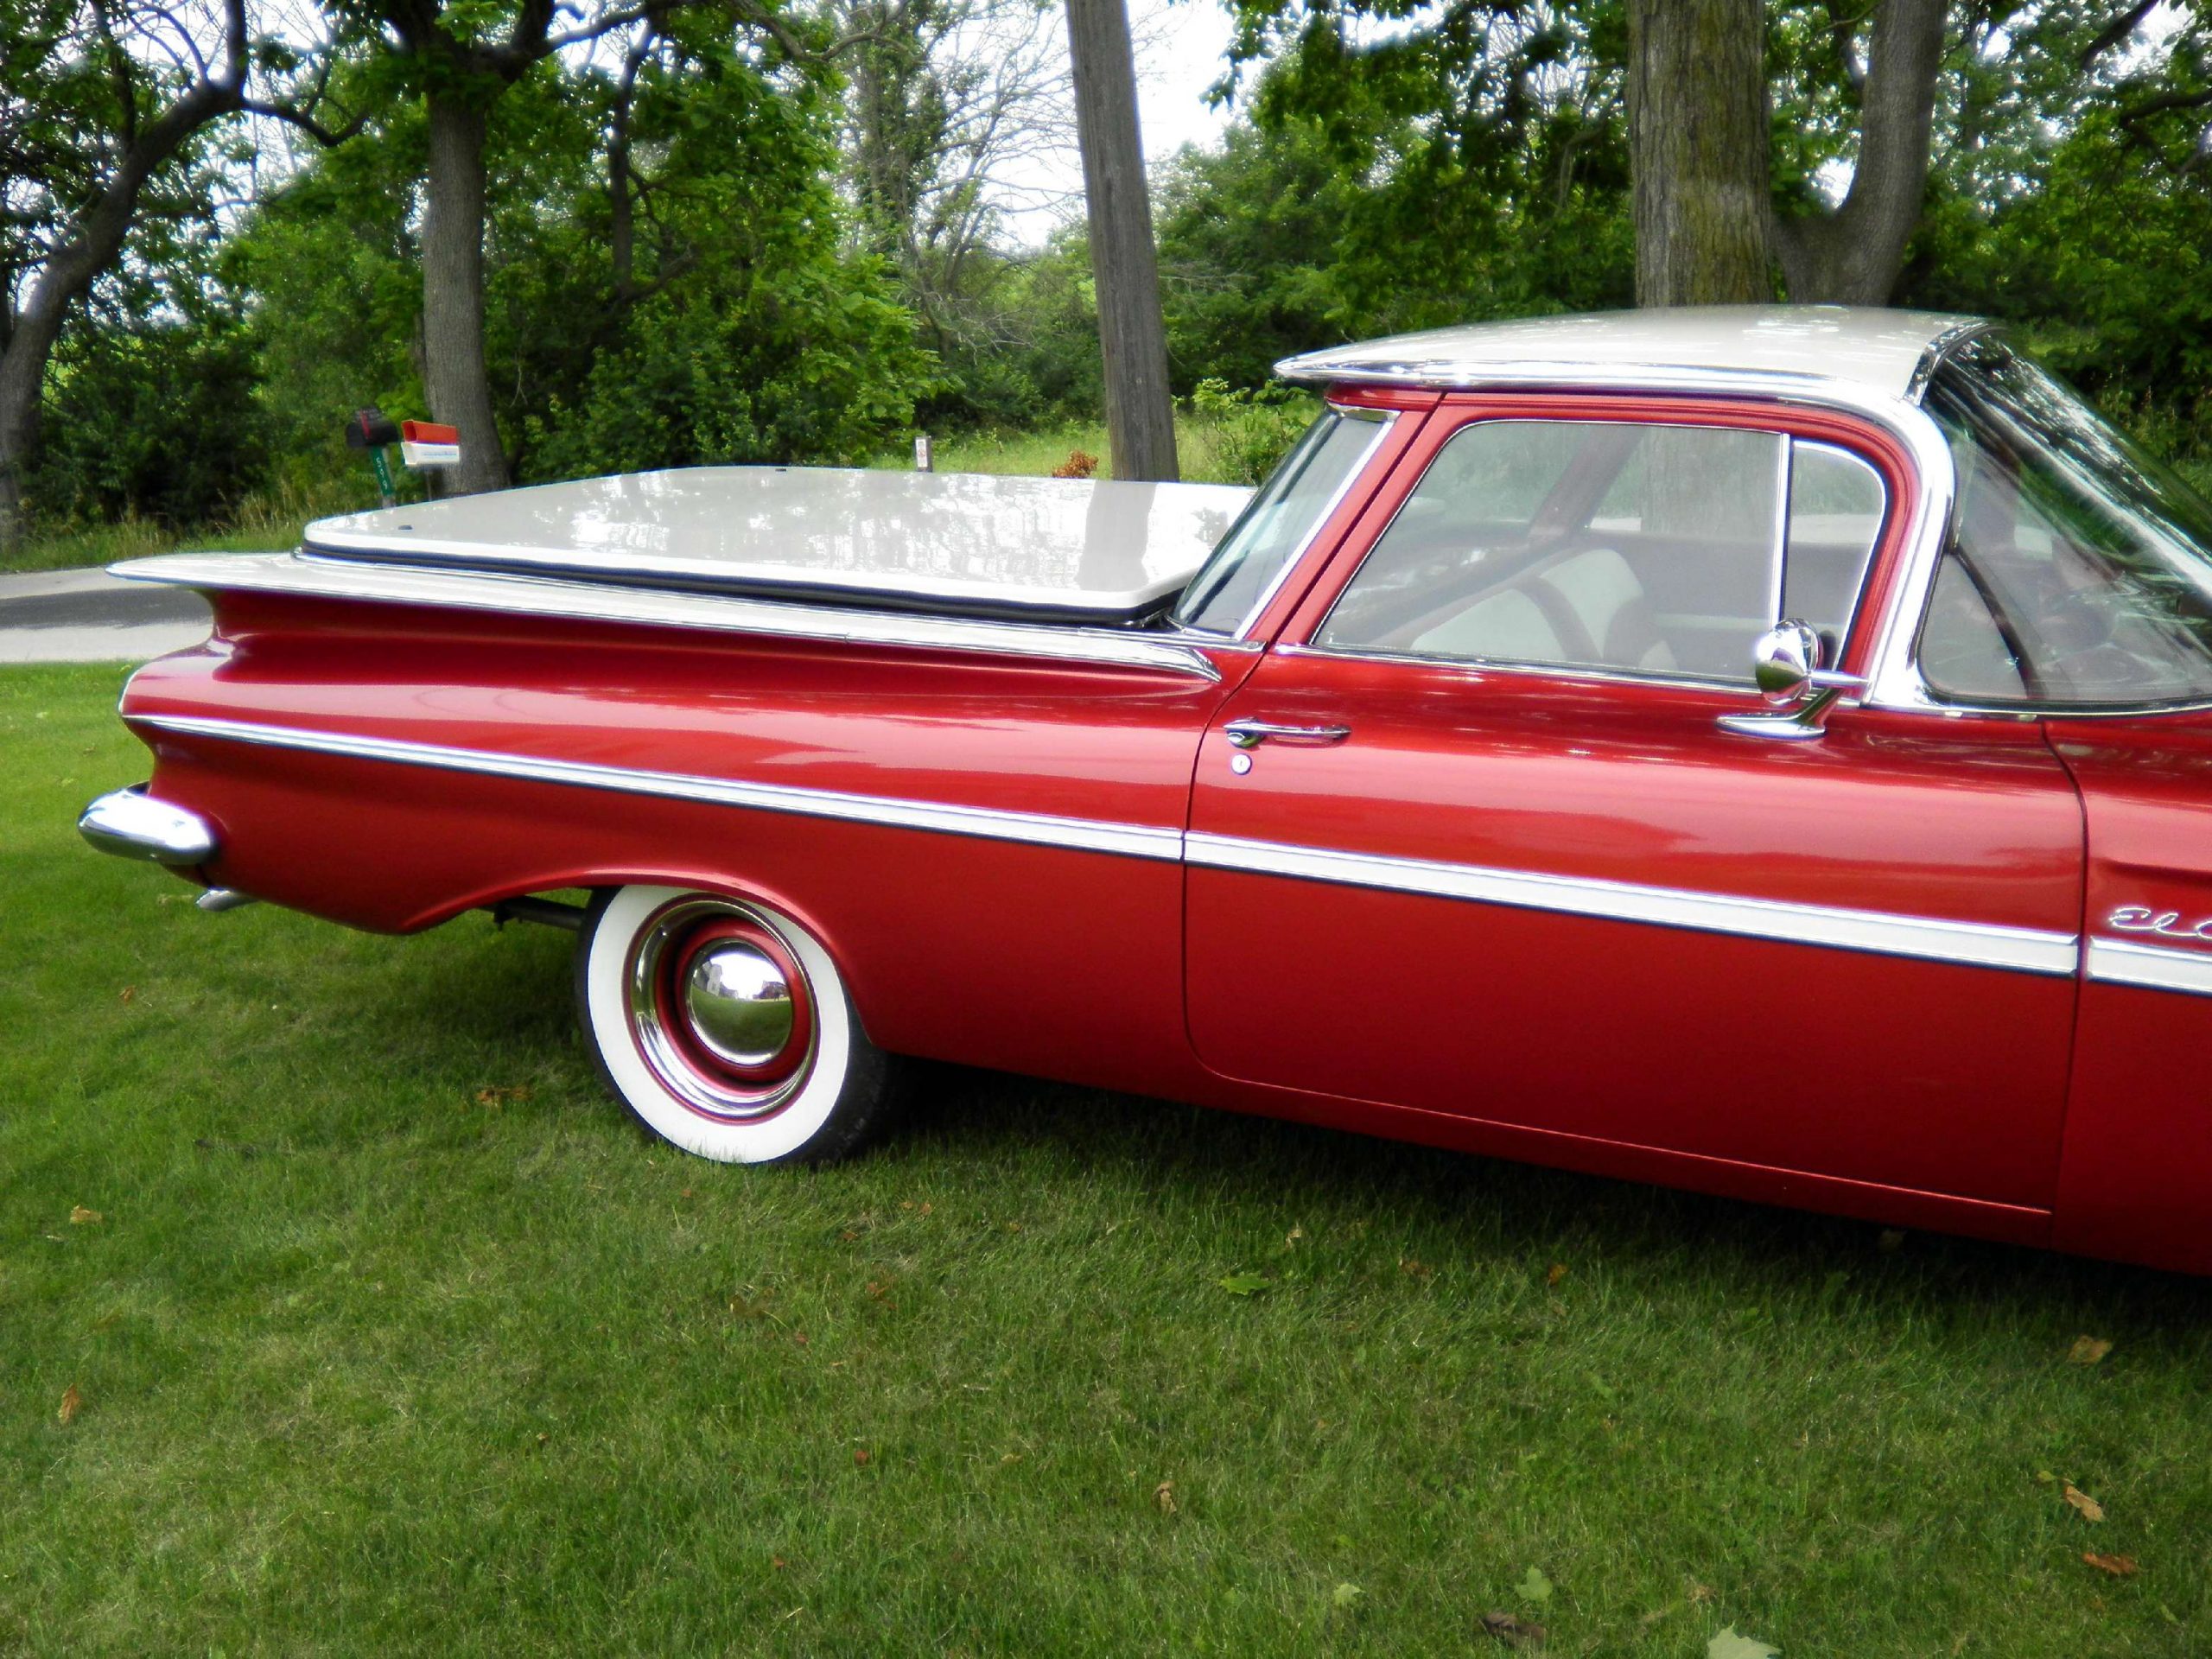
108, 552, 1228, 682
137, 714, 1187, 862
1186, 831, 2080, 976
1274, 359, 1840, 396
1274, 308, 1975, 398
2086, 937, 2212, 999
1905, 318, 1999, 404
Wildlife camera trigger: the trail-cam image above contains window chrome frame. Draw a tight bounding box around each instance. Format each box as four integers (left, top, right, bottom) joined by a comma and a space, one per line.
1294, 410, 1898, 696
1169, 404, 1396, 642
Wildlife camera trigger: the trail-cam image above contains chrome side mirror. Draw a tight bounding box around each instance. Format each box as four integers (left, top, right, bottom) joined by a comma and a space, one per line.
1751, 620, 1824, 702
1719, 620, 1867, 741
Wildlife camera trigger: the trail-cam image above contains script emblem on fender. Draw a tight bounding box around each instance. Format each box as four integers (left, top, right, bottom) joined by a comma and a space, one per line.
2108, 905, 2212, 945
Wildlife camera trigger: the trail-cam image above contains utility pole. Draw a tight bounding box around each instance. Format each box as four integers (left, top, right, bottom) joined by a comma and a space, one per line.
1065, 0, 1179, 480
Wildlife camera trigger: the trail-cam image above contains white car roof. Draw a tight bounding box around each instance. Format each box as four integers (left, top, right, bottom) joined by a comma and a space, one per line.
1276, 306, 1984, 403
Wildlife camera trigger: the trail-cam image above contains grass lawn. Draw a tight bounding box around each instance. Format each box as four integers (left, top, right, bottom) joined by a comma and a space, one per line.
4, 661, 2210, 1656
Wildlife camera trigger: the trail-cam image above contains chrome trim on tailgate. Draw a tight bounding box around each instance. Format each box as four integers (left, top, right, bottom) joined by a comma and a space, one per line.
137, 715, 1184, 862
1185, 831, 2080, 976
109, 553, 1232, 682
2085, 938, 2212, 998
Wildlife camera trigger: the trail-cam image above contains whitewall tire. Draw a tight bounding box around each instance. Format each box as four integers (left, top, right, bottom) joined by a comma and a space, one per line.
575, 884, 903, 1163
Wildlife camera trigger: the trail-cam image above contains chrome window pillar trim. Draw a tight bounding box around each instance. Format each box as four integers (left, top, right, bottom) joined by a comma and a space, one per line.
2086, 937, 2212, 998
1249, 366, 1959, 721
137, 714, 1185, 862
1906, 320, 1999, 404
1185, 830, 2080, 976
1766, 433, 1793, 628
110, 553, 1228, 683
1223, 408, 1398, 641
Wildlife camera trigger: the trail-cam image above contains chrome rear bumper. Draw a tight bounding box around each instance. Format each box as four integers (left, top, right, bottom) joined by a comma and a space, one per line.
79, 785, 218, 867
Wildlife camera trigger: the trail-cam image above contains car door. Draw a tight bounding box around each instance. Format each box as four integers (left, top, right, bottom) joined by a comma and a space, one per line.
1183, 396, 2085, 1211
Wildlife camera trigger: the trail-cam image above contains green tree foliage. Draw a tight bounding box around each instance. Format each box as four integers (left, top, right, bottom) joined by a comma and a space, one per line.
226, 29, 934, 496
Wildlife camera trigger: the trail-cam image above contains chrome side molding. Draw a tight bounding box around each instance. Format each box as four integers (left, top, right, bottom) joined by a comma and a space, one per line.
107, 552, 1234, 683
78, 785, 218, 867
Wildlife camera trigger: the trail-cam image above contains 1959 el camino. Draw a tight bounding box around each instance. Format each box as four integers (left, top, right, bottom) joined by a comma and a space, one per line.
79, 308, 2212, 1275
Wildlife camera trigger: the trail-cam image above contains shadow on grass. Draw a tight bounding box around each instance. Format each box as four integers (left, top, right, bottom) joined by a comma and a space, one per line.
899, 1062, 2212, 1339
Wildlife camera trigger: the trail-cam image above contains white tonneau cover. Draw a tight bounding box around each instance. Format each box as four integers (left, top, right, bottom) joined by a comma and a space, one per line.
302, 466, 1255, 623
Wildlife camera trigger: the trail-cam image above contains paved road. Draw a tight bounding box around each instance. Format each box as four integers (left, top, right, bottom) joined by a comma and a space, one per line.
0, 567, 212, 664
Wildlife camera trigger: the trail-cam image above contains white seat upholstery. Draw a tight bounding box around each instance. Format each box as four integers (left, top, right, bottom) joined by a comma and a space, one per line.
1408, 546, 1677, 673
1410, 587, 1567, 661
1540, 547, 1676, 671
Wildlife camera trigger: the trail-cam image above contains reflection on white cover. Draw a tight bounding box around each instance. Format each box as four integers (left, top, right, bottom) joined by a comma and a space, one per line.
306, 467, 1253, 614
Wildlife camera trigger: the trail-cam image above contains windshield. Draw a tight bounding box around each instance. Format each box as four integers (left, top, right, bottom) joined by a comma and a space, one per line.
1917, 337, 2212, 708
1172, 406, 1390, 634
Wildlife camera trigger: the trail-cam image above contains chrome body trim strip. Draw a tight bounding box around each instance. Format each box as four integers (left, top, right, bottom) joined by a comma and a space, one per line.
108, 552, 1229, 683
2085, 937, 2212, 998
1273, 640, 1760, 696
1185, 830, 2080, 976
136, 715, 1185, 862
78, 785, 218, 867
140, 712, 2080, 977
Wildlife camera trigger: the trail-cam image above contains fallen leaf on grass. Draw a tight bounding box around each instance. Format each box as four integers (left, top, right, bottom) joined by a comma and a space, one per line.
2082, 1551, 2138, 1577
1217, 1273, 1269, 1296
1707, 1629, 1781, 1658
118, 986, 135, 1003
68, 1206, 101, 1225
1545, 1262, 1568, 1287
2063, 1483, 2106, 1522
1331, 1583, 1364, 1610
852, 1448, 871, 1466
1516, 1566, 1554, 1605
1481, 1611, 1546, 1647
1688, 1583, 1716, 1605
474, 1085, 531, 1106
1154, 1480, 1177, 1514
57, 1386, 81, 1426
2068, 1335, 2113, 1365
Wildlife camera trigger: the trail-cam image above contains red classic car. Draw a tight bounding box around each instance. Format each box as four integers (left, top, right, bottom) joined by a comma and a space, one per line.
79, 308, 2212, 1275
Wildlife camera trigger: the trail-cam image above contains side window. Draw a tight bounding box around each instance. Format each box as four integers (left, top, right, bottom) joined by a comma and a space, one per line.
1920, 345, 2212, 708
1313, 419, 1885, 683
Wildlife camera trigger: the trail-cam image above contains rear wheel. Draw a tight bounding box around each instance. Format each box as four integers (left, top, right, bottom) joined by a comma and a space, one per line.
575, 884, 902, 1163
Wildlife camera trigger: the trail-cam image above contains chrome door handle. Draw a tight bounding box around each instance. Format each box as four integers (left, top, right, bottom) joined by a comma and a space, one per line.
1224, 718, 1353, 750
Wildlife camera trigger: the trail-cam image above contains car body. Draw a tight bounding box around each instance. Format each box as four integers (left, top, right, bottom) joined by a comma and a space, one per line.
80, 306, 2212, 1275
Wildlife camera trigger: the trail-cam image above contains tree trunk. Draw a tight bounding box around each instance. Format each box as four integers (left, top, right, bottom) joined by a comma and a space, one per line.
0, 0, 249, 556
1769, 0, 1947, 304
1065, 0, 1177, 481
421, 92, 511, 494
1626, 0, 1770, 307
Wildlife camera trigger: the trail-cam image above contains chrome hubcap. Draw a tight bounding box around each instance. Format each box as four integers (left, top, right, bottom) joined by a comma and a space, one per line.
683, 943, 794, 1067
626, 896, 817, 1122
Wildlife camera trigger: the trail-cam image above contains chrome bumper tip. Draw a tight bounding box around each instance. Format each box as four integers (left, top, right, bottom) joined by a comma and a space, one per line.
79, 785, 219, 868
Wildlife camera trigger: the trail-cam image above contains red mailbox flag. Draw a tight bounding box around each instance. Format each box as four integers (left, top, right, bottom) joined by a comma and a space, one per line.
400, 420, 461, 468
